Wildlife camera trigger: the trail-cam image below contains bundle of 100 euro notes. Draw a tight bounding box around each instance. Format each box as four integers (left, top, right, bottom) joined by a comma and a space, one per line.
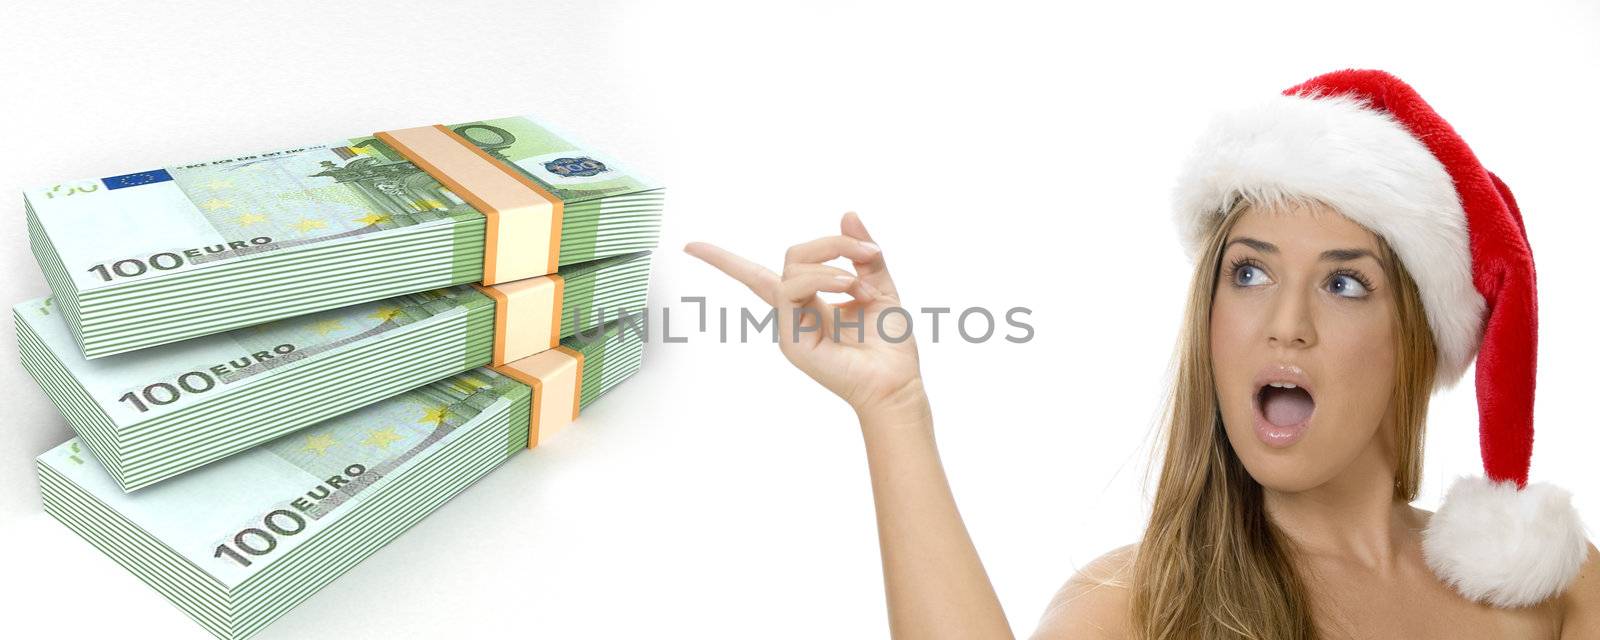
18, 113, 661, 639
39, 319, 645, 639
28, 115, 662, 358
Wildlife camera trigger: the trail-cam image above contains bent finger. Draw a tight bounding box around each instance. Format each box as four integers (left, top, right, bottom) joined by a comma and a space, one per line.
778, 271, 857, 305
774, 272, 856, 346
784, 235, 882, 268
839, 212, 899, 298
788, 263, 882, 306
782, 261, 858, 280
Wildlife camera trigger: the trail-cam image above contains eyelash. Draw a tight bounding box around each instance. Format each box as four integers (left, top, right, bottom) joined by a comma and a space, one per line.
1224, 256, 1377, 296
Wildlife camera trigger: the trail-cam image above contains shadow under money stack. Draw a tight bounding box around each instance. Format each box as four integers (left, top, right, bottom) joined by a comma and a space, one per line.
19, 114, 661, 639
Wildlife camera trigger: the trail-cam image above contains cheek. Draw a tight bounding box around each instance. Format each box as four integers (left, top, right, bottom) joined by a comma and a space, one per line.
1209, 299, 1250, 357
1317, 312, 1399, 431
1208, 297, 1259, 426
1209, 296, 1255, 382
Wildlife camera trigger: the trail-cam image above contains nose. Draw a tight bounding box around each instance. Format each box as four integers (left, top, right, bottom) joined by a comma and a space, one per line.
1266, 282, 1317, 350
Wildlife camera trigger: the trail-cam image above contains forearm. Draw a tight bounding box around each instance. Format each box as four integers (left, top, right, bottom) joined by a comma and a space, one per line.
858, 393, 1013, 640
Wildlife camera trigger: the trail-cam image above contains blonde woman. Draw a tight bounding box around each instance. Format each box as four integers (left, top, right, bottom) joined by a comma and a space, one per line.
686, 70, 1599, 639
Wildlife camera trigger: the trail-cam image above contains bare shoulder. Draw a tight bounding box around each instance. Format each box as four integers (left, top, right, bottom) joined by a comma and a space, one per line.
1560, 541, 1600, 639
1030, 544, 1138, 640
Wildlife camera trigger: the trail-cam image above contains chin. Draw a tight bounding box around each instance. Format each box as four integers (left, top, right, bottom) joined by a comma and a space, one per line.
1222, 413, 1341, 494
1242, 456, 1334, 494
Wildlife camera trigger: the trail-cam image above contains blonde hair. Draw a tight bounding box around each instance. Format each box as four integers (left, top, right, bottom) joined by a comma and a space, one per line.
1128, 196, 1438, 639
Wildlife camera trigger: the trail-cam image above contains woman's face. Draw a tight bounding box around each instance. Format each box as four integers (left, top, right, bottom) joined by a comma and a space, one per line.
1210, 200, 1398, 493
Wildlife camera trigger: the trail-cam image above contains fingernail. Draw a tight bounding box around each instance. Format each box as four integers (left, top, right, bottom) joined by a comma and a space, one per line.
859, 241, 880, 254
858, 279, 881, 296
834, 275, 855, 285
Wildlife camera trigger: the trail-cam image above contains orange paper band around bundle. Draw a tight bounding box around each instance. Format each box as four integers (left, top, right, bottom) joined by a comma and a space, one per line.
375, 124, 564, 284
492, 345, 584, 448
472, 274, 565, 367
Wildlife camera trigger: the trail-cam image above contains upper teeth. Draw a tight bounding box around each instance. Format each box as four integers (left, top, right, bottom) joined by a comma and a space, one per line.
1269, 382, 1298, 389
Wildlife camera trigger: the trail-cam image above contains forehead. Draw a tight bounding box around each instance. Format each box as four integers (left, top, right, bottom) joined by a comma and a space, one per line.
1226, 199, 1381, 253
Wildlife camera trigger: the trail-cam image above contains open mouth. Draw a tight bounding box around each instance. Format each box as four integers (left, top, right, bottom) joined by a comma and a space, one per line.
1256, 383, 1315, 428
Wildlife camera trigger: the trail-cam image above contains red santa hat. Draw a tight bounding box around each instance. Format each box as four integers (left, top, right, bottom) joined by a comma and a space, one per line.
1170, 68, 1588, 607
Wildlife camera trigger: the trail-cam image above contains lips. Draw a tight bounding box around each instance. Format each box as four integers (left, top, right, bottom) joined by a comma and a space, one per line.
1251, 363, 1316, 448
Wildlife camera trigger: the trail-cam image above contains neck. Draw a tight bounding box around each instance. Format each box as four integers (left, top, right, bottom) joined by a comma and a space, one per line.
1261, 438, 1419, 572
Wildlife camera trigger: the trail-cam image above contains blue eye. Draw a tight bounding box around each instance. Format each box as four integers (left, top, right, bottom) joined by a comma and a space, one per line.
1228, 258, 1270, 287
1329, 273, 1370, 298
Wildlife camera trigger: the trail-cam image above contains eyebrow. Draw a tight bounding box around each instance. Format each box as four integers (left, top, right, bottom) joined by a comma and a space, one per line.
1224, 236, 1380, 263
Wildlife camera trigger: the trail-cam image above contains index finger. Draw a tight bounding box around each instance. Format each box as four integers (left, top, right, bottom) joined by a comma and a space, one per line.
684, 241, 780, 306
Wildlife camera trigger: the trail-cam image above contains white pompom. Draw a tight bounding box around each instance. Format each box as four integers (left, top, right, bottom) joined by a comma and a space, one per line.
1421, 476, 1590, 608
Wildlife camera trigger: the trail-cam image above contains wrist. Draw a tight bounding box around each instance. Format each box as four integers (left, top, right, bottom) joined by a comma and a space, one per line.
853, 377, 933, 432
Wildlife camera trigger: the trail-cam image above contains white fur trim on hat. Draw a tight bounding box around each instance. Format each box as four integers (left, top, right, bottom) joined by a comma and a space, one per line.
1422, 476, 1590, 608
1172, 93, 1487, 390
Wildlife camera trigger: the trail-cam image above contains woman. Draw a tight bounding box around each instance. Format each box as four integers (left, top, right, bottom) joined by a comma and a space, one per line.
685, 70, 1599, 638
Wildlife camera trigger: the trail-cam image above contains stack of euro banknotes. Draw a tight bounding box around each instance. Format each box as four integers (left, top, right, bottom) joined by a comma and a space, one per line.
17, 115, 660, 639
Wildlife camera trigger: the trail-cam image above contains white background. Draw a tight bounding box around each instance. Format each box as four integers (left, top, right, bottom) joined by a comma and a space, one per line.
0, 1, 1596, 638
